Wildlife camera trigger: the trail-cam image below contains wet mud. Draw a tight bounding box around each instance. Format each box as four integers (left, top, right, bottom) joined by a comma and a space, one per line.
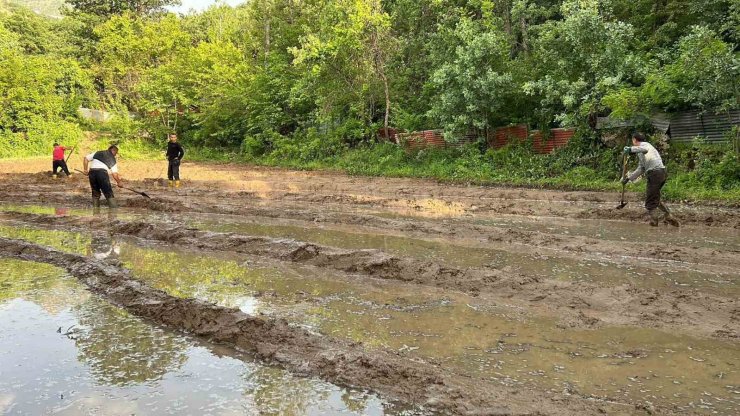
0, 168, 738, 228
0, 237, 639, 416
0, 259, 413, 415
1, 163, 738, 415
2, 211, 738, 340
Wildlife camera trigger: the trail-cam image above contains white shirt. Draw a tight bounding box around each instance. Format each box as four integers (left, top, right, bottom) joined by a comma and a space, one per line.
627, 142, 664, 182
86, 152, 118, 173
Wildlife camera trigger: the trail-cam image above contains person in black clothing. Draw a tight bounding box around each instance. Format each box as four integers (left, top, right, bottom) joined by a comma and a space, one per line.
166, 133, 185, 188
83, 145, 123, 209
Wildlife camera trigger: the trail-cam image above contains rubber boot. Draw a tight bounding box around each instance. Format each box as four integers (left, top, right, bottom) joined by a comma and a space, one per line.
659, 203, 680, 227
52, 174, 58, 179
175, 180, 181, 188
168, 180, 174, 188
92, 197, 101, 208
107, 197, 118, 209
648, 209, 661, 226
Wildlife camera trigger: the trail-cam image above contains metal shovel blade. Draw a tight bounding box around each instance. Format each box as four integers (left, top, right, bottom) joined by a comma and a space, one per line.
616, 201, 627, 210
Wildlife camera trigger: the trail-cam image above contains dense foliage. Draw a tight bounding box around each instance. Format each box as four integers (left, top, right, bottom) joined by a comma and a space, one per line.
0, 0, 737, 199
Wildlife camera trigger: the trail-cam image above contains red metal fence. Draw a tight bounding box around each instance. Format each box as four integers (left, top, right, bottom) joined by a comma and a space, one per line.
487, 124, 529, 149
397, 125, 576, 154
398, 130, 475, 150
531, 128, 575, 154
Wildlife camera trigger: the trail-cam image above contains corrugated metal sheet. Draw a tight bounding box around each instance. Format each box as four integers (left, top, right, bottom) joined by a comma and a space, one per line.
530, 129, 575, 154
668, 110, 738, 143
399, 125, 574, 153
399, 130, 475, 150
596, 117, 633, 129
650, 113, 670, 133
595, 113, 670, 132
487, 124, 529, 149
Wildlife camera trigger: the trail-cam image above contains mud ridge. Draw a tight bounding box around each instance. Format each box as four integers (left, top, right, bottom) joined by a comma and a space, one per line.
0, 237, 636, 416
2, 211, 738, 340
0, 175, 739, 227
2, 183, 739, 270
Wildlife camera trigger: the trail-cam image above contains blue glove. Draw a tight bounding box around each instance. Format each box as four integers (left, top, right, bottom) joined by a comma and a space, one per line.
621, 176, 629, 185
623, 146, 632, 155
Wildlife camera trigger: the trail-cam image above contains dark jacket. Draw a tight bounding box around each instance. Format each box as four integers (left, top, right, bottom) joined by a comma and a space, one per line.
93, 150, 117, 169
167, 142, 185, 161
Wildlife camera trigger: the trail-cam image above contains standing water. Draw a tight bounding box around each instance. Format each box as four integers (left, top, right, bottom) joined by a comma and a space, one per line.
0, 259, 426, 415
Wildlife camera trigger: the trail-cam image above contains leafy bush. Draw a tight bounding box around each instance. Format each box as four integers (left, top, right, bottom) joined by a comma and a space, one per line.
0, 120, 84, 159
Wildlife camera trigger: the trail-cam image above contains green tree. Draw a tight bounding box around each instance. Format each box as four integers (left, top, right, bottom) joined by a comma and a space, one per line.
522, 0, 640, 127
93, 12, 190, 108
426, 18, 517, 136
292, 0, 395, 142
65, 0, 181, 17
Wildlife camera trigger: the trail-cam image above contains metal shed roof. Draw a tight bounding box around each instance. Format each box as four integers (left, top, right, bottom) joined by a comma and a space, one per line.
595, 113, 670, 132
597, 110, 738, 143
669, 110, 739, 143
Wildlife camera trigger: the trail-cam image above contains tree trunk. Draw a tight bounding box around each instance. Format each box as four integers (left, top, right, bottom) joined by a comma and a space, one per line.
520, 16, 529, 53
367, 0, 391, 141
381, 71, 390, 140
264, 19, 270, 67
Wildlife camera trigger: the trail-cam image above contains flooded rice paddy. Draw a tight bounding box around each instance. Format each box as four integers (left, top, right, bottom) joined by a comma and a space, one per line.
0, 258, 422, 415
0, 212, 738, 415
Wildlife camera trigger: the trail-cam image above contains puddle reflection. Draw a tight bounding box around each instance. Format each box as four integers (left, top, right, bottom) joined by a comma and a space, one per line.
1, 219, 738, 414
0, 259, 422, 415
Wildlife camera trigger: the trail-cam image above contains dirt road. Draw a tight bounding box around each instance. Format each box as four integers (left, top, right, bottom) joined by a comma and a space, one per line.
0, 160, 738, 415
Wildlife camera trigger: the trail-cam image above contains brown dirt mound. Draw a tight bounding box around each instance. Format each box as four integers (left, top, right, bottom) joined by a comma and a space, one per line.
0, 237, 641, 416
123, 197, 186, 212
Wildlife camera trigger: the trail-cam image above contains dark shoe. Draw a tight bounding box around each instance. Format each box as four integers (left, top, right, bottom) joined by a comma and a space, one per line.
648, 209, 661, 226
664, 216, 680, 227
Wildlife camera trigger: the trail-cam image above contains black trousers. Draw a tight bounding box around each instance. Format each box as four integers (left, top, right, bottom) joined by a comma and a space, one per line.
89, 169, 114, 199
168, 159, 181, 180
53, 160, 70, 176
645, 168, 667, 211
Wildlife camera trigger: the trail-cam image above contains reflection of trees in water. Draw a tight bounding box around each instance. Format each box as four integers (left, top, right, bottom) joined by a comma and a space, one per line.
72, 299, 188, 386
243, 366, 329, 415
117, 243, 264, 306
340, 390, 373, 414
0, 259, 86, 314
0, 225, 90, 254
87, 233, 120, 260
242, 366, 371, 415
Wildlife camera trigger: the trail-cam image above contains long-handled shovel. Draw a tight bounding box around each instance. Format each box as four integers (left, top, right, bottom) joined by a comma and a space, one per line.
75, 169, 151, 199
119, 185, 152, 199
65, 146, 76, 164
616, 138, 630, 210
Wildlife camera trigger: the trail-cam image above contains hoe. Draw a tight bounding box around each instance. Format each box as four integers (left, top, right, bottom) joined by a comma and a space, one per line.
617, 136, 630, 210
75, 169, 151, 199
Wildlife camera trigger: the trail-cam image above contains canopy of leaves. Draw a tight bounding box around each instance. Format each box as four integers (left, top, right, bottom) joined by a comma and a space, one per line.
0, 0, 737, 151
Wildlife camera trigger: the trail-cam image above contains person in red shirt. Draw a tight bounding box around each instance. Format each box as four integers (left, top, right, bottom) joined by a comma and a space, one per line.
52, 143, 73, 178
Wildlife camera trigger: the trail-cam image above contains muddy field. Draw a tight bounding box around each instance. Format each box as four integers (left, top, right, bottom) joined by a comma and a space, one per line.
0, 159, 738, 415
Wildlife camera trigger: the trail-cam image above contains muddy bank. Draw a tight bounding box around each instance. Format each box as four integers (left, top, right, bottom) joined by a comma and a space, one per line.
0, 169, 738, 228
1, 185, 737, 271
3, 211, 738, 340
0, 237, 647, 416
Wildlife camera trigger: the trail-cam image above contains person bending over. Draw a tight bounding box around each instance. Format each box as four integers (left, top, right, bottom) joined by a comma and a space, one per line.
622, 132, 680, 227
52, 143, 73, 177
83, 145, 123, 209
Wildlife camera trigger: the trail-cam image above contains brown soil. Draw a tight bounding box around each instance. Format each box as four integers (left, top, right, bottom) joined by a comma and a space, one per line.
0, 161, 738, 415
3, 210, 738, 340
0, 237, 645, 416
